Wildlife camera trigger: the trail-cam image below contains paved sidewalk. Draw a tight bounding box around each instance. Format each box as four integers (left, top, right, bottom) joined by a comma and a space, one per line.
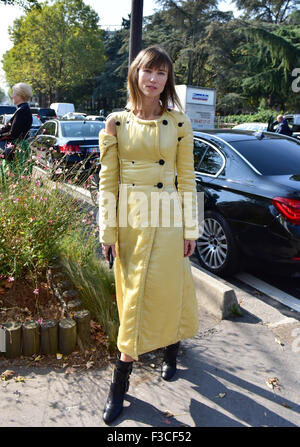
1, 280, 300, 428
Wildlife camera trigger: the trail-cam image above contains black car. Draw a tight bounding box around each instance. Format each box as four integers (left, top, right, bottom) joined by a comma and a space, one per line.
37, 108, 57, 123
0, 105, 17, 115
27, 115, 43, 139
30, 107, 57, 123
29, 119, 104, 178
193, 129, 300, 276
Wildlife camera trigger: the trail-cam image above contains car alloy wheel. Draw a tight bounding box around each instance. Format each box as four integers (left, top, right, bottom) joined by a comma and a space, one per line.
196, 211, 238, 276
198, 217, 228, 269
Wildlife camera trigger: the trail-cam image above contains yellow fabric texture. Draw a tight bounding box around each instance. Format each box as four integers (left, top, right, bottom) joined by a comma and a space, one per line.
98, 109, 199, 360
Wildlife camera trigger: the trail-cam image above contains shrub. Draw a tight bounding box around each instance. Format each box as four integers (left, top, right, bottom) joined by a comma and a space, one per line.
224, 108, 283, 125
0, 165, 89, 278
0, 144, 118, 349
57, 228, 119, 352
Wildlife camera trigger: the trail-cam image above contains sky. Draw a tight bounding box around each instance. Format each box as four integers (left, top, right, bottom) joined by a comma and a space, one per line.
0, 0, 237, 98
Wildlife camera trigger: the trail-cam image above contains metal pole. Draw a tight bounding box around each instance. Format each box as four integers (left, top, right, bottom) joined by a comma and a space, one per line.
129, 0, 144, 66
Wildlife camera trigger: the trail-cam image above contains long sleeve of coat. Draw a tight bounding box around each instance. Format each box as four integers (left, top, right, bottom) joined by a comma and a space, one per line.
98, 130, 119, 244
176, 114, 199, 241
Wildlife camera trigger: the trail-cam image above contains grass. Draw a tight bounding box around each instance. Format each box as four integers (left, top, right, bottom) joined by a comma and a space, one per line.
58, 248, 119, 352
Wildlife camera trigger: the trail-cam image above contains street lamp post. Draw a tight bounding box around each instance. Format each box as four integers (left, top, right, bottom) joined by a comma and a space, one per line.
129, 0, 144, 66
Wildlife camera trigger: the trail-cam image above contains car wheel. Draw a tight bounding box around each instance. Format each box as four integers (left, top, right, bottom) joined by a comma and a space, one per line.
195, 210, 239, 277
89, 172, 99, 206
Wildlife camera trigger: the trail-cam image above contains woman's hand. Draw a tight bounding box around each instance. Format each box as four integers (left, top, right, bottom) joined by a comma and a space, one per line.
102, 244, 116, 261
184, 239, 196, 257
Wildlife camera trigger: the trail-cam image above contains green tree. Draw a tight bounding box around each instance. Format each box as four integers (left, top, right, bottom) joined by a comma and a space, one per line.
239, 23, 300, 108
2, 0, 106, 107
92, 17, 130, 113
145, 0, 229, 87
233, 0, 299, 23
0, 87, 6, 103
0, 0, 40, 10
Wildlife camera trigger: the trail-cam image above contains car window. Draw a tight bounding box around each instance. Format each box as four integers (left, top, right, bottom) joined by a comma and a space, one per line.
0, 106, 16, 114
32, 116, 42, 126
42, 121, 56, 135
61, 121, 105, 137
198, 145, 225, 175
193, 139, 210, 170
230, 137, 300, 175
39, 108, 55, 115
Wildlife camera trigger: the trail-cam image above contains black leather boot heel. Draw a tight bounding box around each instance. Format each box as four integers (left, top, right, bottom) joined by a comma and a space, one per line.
161, 341, 180, 381
103, 359, 133, 424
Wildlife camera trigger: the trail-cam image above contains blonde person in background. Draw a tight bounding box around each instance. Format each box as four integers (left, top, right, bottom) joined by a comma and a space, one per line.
98, 45, 199, 424
0, 83, 33, 157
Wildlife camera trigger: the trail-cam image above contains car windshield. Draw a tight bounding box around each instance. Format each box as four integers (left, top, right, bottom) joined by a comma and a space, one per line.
5, 115, 13, 123
60, 121, 105, 137
39, 108, 55, 115
230, 136, 300, 175
32, 116, 42, 126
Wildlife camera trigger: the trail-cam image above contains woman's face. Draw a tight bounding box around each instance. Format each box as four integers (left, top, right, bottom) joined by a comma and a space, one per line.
137, 65, 168, 100
12, 90, 24, 105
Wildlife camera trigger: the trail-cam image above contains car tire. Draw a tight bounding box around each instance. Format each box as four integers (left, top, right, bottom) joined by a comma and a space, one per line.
89, 172, 99, 206
195, 210, 239, 277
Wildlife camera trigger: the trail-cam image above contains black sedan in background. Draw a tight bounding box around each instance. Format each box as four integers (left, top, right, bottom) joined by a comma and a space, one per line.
194, 130, 300, 276
29, 119, 105, 177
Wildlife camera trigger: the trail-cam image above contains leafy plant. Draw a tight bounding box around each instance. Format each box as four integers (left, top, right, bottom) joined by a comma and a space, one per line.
57, 231, 119, 351
0, 156, 89, 278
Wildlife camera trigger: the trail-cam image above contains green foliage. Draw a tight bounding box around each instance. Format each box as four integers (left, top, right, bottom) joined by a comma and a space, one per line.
0, 87, 6, 103
58, 245, 119, 351
0, 155, 90, 278
2, 0, 106, 106
225, 108, 280, 124
92, 21, 130, 113
0, 146, 118, 348
0, 0, 40, 9
233, 0, 299, 23
2, 0, 300, 114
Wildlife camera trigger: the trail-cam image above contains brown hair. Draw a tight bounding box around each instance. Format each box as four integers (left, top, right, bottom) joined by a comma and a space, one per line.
127, 45, 182, 113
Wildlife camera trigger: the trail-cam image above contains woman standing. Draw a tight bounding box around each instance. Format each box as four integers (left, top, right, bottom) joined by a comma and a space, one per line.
0, 82, 33, 156
99, 46, 199, 424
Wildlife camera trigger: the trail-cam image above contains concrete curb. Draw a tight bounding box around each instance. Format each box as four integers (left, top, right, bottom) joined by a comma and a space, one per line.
191, 262, 240, 320
31, 166, 94, 205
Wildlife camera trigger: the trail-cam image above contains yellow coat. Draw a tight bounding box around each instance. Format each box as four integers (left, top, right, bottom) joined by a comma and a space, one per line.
98, 109, 199, 360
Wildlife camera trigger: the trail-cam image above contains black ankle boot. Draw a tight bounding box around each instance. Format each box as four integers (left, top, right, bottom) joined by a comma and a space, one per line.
103, 359, 133, 424
161, 341, 180, 381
